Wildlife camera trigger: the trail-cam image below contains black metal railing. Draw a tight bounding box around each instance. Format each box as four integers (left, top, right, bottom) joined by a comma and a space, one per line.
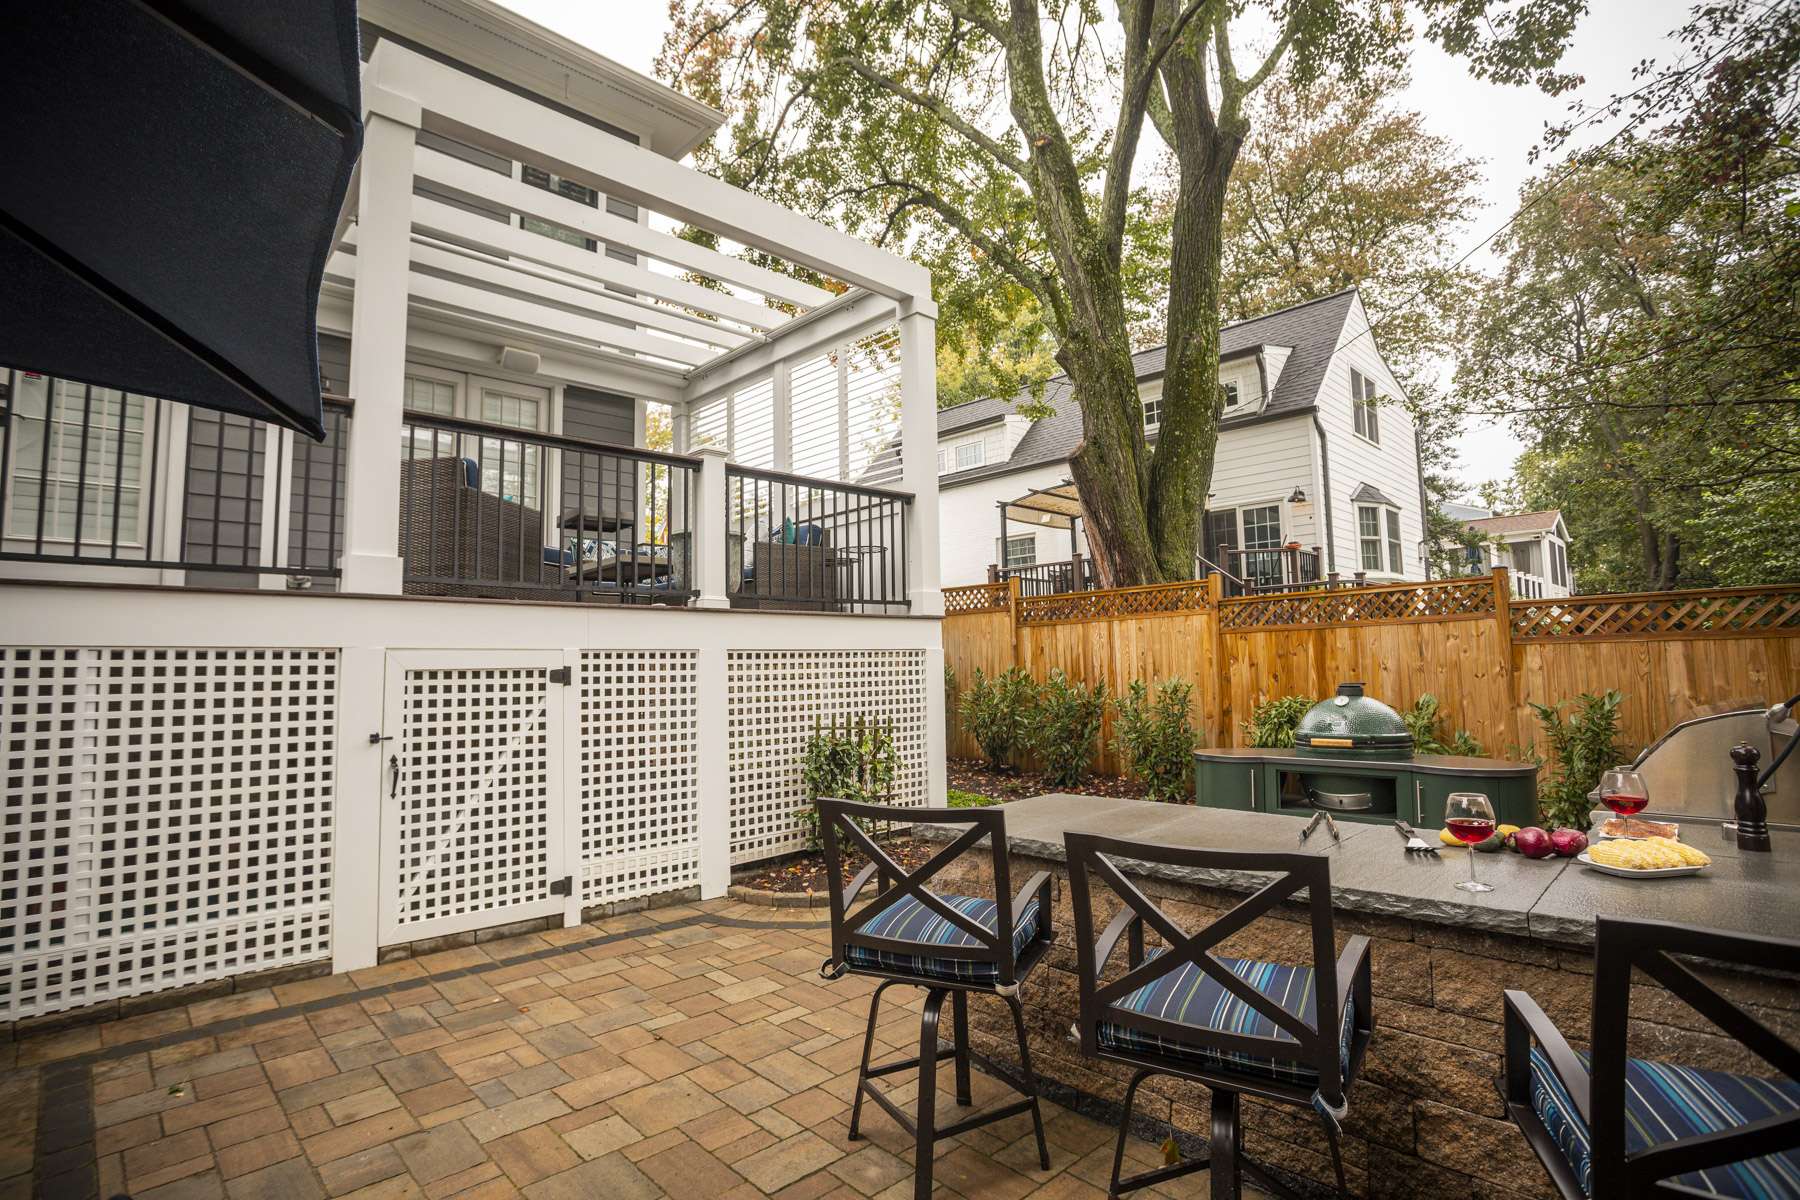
399, 411, 697, 604
996, 557, 1096, 597
725, 464, 911, 614
1226, 546, 1322, 595
0, 367, 350, 581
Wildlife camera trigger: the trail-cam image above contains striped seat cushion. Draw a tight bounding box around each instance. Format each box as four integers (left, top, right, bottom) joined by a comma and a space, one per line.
843, 892, 1041, 985
1529, 1046, 1800, 1197
1096, 953, 1354, 1088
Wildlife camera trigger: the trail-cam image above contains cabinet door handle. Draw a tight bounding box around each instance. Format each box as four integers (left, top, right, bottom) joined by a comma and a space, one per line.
1250, 770, 1258, 811
1414, 780, 1423, 825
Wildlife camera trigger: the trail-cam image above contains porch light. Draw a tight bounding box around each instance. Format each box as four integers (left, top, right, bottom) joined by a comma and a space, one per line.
1288, 488, 1307, 504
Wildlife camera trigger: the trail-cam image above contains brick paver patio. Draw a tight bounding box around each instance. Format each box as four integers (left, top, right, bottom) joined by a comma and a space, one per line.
0, 901, 1258, 1200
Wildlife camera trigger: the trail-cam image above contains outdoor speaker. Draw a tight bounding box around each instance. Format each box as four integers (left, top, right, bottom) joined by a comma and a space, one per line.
497, 345, 541, 374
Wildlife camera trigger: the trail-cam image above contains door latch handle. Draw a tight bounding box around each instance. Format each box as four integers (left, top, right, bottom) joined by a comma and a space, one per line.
369, 732, 392, 744
389, 753, 401, 799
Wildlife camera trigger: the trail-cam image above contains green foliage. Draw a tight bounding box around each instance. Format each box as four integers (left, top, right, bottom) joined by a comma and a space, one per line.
1243, 695, 1316, 748
1402, 694, 1485, 757
1026, 670, 1107, 788
799, 715, 901, 848
956, 667, 1039, 772
1111, 680, 1197, 804
1525, 690, 1626, 831
946, 789, 1001, 808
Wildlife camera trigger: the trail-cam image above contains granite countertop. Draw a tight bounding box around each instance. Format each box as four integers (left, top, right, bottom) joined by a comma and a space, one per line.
1193, 747, 1538, 775
924, 794, 1800, 946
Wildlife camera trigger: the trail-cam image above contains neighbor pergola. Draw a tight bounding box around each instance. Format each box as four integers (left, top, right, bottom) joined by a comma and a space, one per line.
997, 480, 1083, 568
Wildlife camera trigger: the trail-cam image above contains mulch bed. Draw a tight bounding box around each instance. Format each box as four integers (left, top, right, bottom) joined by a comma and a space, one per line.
734, 833, 939, 895
948, 757, 1149, 802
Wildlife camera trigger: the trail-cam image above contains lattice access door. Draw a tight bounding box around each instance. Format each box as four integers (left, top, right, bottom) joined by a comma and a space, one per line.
379, 651, 570, 945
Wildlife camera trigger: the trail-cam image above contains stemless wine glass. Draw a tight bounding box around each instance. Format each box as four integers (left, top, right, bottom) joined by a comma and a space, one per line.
1444, 792, 1497, 894
1597, 767, 1650, 819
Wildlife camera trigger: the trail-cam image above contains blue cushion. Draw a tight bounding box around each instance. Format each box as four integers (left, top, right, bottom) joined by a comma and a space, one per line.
459, 456, 480, 488
844, 892, 1041, 985
1530, 1047, 1800, 1197
1096, 953, 1355, 1088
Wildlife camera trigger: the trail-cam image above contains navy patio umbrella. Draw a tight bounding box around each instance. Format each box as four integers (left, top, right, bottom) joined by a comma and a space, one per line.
0, 2, 363, 440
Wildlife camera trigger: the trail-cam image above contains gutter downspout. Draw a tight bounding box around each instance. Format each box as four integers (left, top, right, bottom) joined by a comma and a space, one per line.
1414, 427, 1433, 581
1310, 411, 1337, 574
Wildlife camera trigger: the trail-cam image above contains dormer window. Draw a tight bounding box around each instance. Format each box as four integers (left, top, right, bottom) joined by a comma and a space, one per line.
1143, 392, 1162, 431
1221, 381, 1240, 411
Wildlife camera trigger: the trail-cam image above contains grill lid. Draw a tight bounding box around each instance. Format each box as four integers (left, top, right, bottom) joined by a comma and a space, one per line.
1293, 683, 1414, 758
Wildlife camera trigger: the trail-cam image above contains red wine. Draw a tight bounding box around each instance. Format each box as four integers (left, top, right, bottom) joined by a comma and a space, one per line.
1445, 817, 1496, 844
1602, 792, 1648, 816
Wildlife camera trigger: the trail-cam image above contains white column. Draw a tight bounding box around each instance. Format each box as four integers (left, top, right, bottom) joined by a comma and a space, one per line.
339, 102, 418, 594
696, 644, 730, 898
771, 359, 793, 472
332, 645, 385, 972
897, 308, 942, 615
691, 446, 730, 609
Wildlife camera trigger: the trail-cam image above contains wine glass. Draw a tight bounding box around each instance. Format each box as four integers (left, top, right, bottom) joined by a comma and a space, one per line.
1597, 768, 1649, 819
1444, 792, 1497, 894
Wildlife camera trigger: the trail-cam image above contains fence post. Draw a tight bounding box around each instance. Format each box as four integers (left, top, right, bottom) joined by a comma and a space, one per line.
1007, 575, 1024, 673
1207, 572, 1230, 748
1491, 566, 1520, 751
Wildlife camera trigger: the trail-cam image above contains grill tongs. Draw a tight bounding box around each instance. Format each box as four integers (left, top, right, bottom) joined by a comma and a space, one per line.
1299, 806, 1341, 844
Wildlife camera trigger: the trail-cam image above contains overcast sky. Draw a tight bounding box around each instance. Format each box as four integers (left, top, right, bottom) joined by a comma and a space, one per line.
505, 0, 1694, 501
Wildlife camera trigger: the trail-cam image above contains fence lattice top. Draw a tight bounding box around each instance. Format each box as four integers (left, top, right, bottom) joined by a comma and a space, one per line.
1018, 578, 1211, 624
943, 583, 1010, 614
1511, 586, 1800, 640
1219, 576, 1495, 630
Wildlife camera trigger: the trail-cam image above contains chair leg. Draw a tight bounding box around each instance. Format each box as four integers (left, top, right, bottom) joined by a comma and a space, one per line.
1109, 1068, 1155, 1199
1209, 1087, 1241, 1200
952, 990, 972, 1106
1005, 994, 1051, 1171
1321, 1108, 1348, 1199
914, 988, 947, 1200
848, 981, 895, 1141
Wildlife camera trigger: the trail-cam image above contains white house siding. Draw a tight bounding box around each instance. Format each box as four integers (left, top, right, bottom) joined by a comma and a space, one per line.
1320, 295, 1425, 581
939, 461, 1083, 585
1205, 413, 1322, 552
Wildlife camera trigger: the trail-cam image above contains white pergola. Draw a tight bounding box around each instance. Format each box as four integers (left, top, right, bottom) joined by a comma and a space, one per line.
331, 40, 941, 612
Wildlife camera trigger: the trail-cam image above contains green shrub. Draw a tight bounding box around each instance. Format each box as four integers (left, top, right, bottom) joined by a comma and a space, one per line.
957, 667, 1039, 771
799, 715, 900, 847
1111, 679, 1197, 803
1243, 695, 1315, 748
1027, 670, 1107, 788
947, 789, 1000, 808
1402, 694, 1485, 757
1525, 690, 1625, 830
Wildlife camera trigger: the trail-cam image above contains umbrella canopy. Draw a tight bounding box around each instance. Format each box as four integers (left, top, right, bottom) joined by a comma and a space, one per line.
0, 2, 363, 440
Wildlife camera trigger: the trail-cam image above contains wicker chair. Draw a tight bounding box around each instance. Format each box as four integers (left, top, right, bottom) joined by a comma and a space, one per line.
398, 456, 561, 598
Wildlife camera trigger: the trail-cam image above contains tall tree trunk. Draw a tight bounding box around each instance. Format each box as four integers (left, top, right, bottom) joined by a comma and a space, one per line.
1064, 331, 1158, 588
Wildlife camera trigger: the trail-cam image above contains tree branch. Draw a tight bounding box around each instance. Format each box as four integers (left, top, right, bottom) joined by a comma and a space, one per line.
835, 53, 1030, 178
873, 174, 1065, 325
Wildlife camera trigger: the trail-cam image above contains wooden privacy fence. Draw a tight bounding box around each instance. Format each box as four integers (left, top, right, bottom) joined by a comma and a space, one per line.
943, 569, 1800, 776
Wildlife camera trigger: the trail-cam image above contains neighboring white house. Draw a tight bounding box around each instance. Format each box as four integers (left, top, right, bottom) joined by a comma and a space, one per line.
1444, 503, 1575, 598
0, 0, 944, 1022
932, 288, 1430, 593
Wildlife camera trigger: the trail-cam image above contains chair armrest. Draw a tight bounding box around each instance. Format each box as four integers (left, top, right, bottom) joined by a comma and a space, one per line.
1504, 988, 1589, 1122
1334, 934, 1372, 1028
842, 860, 880, 911
1011, 871, 1053, 938
1094, 907, 1141, 975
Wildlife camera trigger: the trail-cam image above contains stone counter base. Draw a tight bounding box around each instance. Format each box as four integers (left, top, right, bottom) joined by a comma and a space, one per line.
934, 849, 1800, 1200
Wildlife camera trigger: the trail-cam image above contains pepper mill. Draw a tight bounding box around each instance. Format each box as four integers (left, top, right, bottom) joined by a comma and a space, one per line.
1731, 742, 1772, 852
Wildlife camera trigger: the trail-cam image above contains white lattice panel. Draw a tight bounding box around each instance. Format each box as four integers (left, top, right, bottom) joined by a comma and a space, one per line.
579, 651, 700, 904
1, 647, 335, 1020
388, 662, 559, 936
726, 649, 928, 864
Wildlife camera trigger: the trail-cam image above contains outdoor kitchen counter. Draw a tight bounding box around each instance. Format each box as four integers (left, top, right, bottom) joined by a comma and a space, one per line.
916, 794, 1800, 1199
929, 792, 1800, 946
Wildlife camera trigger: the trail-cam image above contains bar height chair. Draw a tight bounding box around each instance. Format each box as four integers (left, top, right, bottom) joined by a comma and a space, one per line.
1503, 915, 1800, 1198
815, 798, 1054, 1200
1064, 833, 1372, 1199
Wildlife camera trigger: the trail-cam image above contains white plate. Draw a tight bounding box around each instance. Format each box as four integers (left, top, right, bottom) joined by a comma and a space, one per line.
1576, 850, 1705, 879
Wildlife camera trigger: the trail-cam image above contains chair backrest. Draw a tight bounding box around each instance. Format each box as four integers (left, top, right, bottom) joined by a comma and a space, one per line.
1587, 915, 1800, 1196
816, 798, 1019, 986
1064, 833, 1344, 1099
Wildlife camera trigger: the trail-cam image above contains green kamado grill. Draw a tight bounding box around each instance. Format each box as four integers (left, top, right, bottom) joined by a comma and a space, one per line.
1293, 682, 1414, 810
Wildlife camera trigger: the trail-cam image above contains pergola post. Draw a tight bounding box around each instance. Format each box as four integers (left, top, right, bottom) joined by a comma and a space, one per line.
898, 308, 941, 616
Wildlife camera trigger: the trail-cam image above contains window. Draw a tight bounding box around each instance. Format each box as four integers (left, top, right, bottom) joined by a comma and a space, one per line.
1386, 509, 1403, 575
956, 440, 983, 470
1357, 505, 1384, 572
479, 388, 543, 507
938, 435, 985, 474
6, 376, 148, 545
1550, 540, 1568, 587
401, 373, 457, 460
1512, 539, 1540, 577
1143, 392, 1162, 430
1351, 369, 1380, 443
1241, 504, 1282, 549
1003, 534, 1036, 568
1221, 381, 1240, 411
522, 163, 600, 251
